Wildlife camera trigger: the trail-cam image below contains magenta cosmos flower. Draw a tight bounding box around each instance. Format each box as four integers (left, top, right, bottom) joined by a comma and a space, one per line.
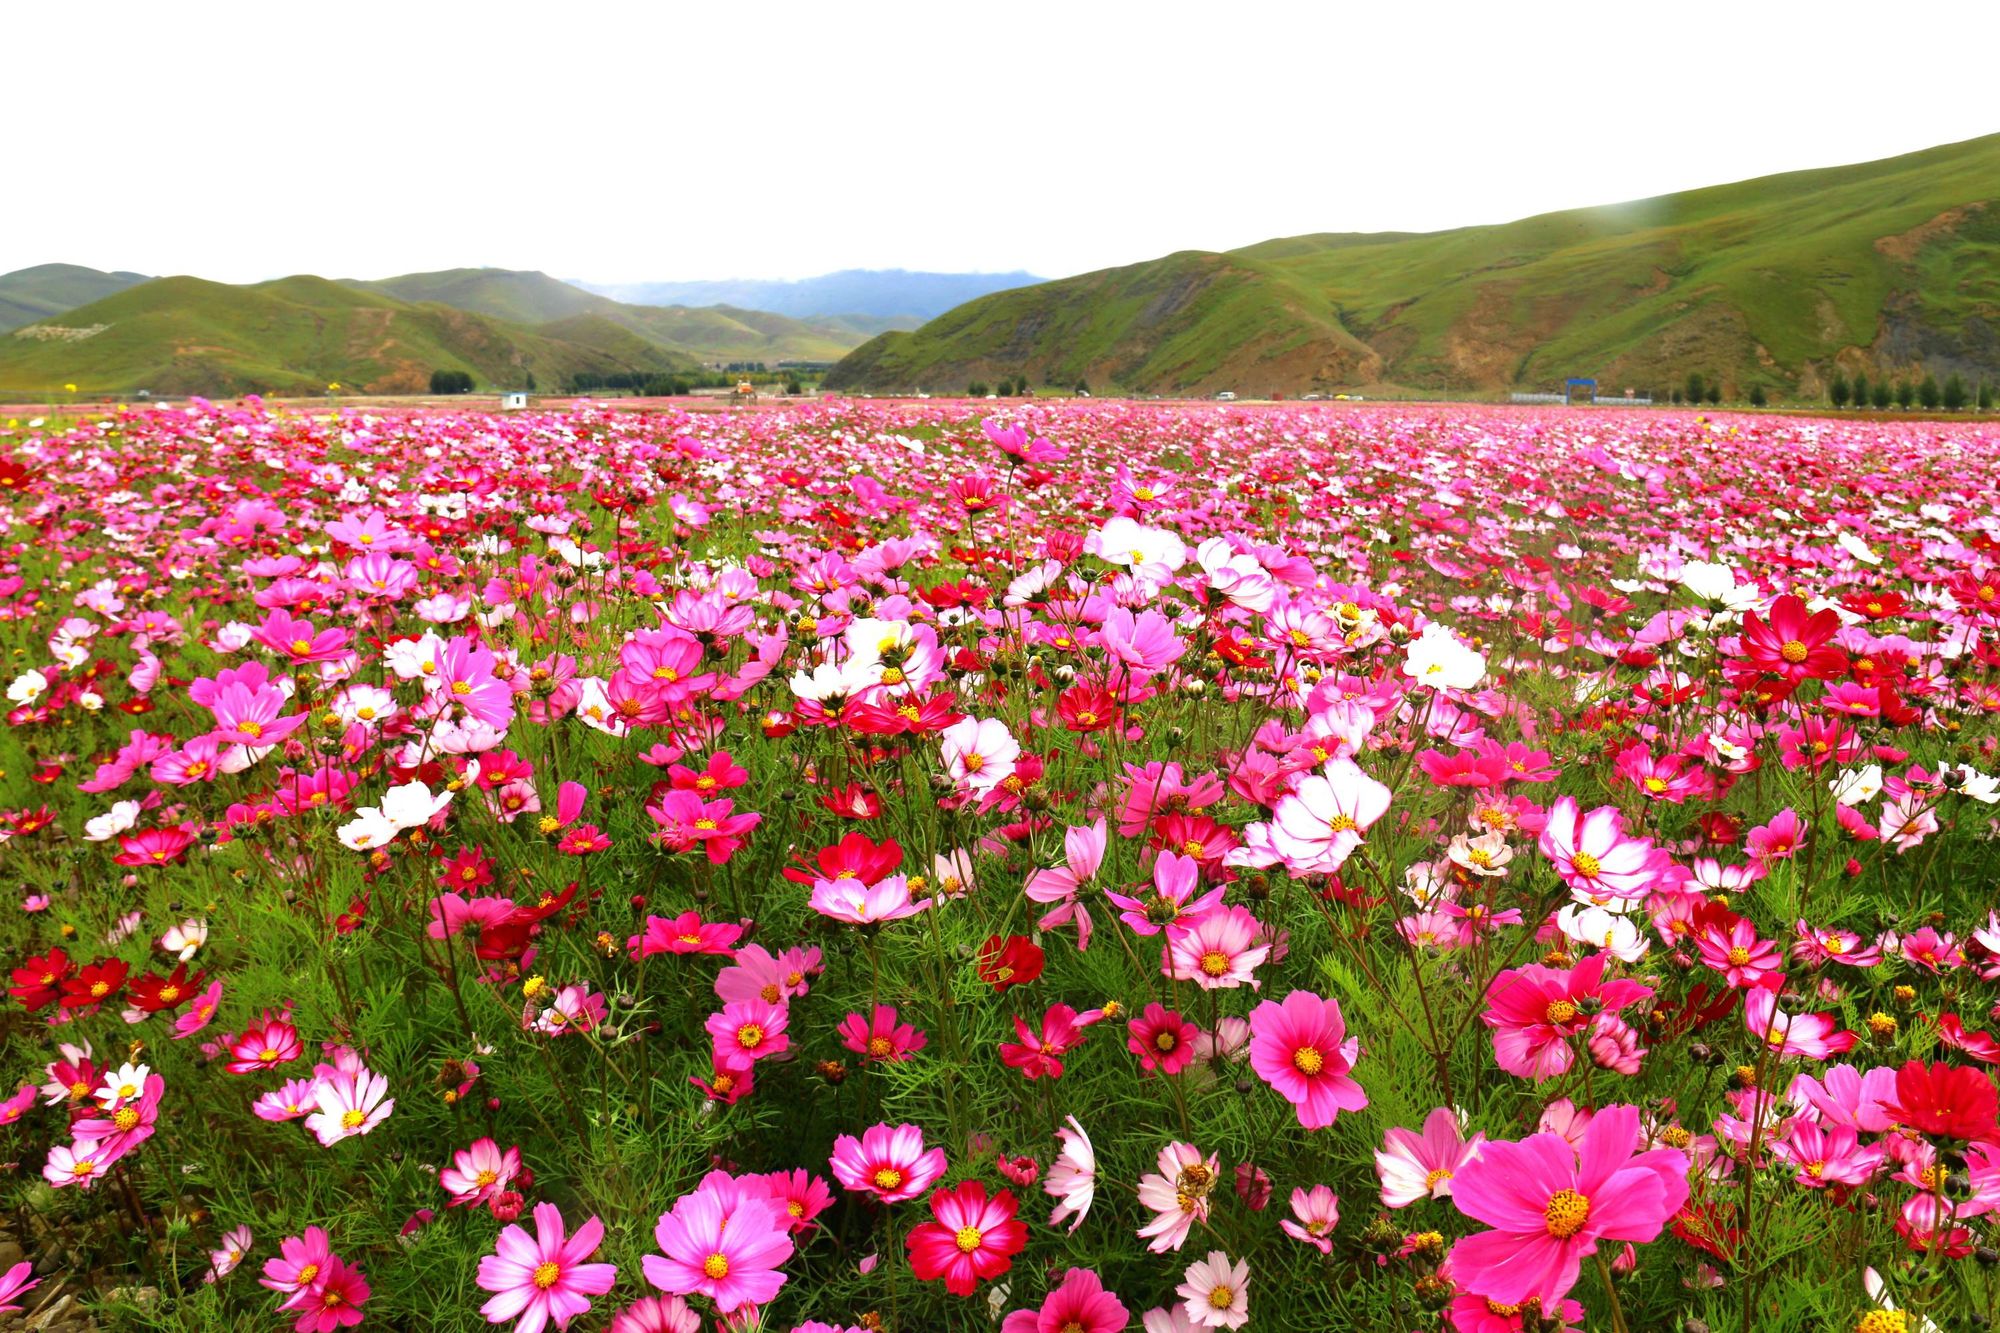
1247, 991, 1367, 1129
475, 1202, 617, 1333
1481, 952, 1654, 1080
999, 1266, 1129, 1333
1446, 1104, 1689, 1309
829, 1122, 947, 1203
642, 1186, 794, 1313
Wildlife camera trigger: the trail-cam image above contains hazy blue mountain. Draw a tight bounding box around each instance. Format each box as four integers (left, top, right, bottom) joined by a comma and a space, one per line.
576, 269, 1042, 321
0, 264, 151, 332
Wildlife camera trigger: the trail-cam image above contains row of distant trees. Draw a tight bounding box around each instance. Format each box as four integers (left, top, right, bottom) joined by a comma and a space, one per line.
428, 369, 476, 394
1828, 371, 1991, 411
967, 376, 1047, 396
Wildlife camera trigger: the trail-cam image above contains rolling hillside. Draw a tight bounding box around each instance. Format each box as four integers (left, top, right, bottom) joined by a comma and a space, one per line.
358, 268, 870, 363
826, 133, 2000, 398
0, 275, 694, 396
0, 264, 150, 333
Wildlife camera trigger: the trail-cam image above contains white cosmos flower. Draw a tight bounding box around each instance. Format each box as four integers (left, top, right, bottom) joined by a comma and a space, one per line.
337, 809, 400, 851
380, 781, 453, 830
1556, 904, 1649, 962
84, 800, 141, 842
5, 670, 48, 705
1401, 623, 1486, 692
1829, 765, 1884, 806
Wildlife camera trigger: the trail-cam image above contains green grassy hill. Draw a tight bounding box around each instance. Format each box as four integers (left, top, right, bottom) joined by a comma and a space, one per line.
826, 133, 2000, 398
0, 274, 695, 396
359, 268, 866, 364
0, 264, 150, 333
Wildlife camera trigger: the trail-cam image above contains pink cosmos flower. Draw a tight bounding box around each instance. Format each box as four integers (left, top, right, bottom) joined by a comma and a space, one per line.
1136, 1141, 1221, 1252
999, 1266, 1129, 1333
1024, 818, 1106, 948
643, 1187, 793, 1313
1278, 1185, 1341, 1253
838, 1005, 927, 1063
1376, 1106, 1486, 1207
1247, 990, 1367, 1129
292, 1255, 369, 1332
629, 911, 743, 959
173, 980, 225, 1040
227, 1012, 302, 1074
1164, 906, 1271, 990
476, 1202, 618, 1333
907, 1180, 1027, 1296
607, 1296, 701, 1333
253, 1078, 321, 1122
939, 716, 1020, 793
1045, 1116, 1097, 1232
261, 1226, 334, 1305
304, 1067, 394, 1146
999, 1003, 1090, 1080
1692, 913, 1785, 990
442, 1138, 522, 1209
1446, 1104, 1690, 1309
1128, 1003, 1199, 1075
0, 1260, 37, 1314
208, 1225, 252, 1282
1745, 988, 1857, 1059
808, 874, 931, 925
1744, 808, 1806, 862
1176, 1250, 1250, 1330
1482, 953, 1655, 1080
1536, 797, 1662, 899
705, 999, 789, 1072
829, 1122, 947, 1204
1265, 759, 1392, 872
1105, 851, 1226, 937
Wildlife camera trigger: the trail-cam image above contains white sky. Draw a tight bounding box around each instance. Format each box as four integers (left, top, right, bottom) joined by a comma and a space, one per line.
11, 0, 1998, 285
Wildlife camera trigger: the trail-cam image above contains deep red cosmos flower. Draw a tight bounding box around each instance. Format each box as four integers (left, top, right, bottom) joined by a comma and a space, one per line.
977, 935, 1044, 993
60, 958, 131, 1010
8, 947, 72, 1010
128, 963, 207, 1013
1881, 1060, 2000, 1142
1738, 594, 1846, 684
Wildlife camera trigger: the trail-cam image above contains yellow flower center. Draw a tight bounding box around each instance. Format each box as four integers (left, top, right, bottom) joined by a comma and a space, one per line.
1326, 813, 1357, 834
475, 1168, 498, 1186
1208, 1284, 1236, 1310
702, 1253, 730, 1280
1199, 950, 1231, 978
1726, 946, 1751, 966
1859, 1311, 1909, 1333
1570, 851, 1601, 878
1423, 1167, 1453, 1191
296, 1263, 319, 1285
868, 1035, 894, 1058
1545, 1000, 1578, 1024
533, 1260, 562, 1290
954, 1225, 984, 1254
1779, 640, 1809, 664
736, 1024, 764, 1050
1643, 776, 1668, 794
872, 1166, 904, 1191
1544, 1188, 1591, 1238
341, 1108, 367, 1129
1292, 1045, 1325, 1075
113, 1107, 140, 1130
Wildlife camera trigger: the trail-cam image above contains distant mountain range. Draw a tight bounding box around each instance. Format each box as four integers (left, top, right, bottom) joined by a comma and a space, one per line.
826, 133, 2000, 399
0, 264, 150, 332
575, 270, 1042, 322
0, 267, 921, 395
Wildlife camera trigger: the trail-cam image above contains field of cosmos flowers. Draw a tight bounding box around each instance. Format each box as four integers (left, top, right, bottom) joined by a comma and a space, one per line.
0, 396, 1998, 1333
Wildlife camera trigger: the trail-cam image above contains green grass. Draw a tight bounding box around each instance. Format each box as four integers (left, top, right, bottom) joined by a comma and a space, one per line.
828, 132, 2000, 397
0, 263, 148, 333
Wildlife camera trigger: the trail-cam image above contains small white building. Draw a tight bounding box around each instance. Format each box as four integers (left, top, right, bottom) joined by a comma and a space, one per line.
499, 391, 530, 411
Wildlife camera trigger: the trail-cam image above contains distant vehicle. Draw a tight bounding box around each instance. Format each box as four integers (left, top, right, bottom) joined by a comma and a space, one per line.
1077, 390, 1091, 398
1216, 391, 1237, 402
984, 393, 998, 400
1301, 393, 1323, 401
